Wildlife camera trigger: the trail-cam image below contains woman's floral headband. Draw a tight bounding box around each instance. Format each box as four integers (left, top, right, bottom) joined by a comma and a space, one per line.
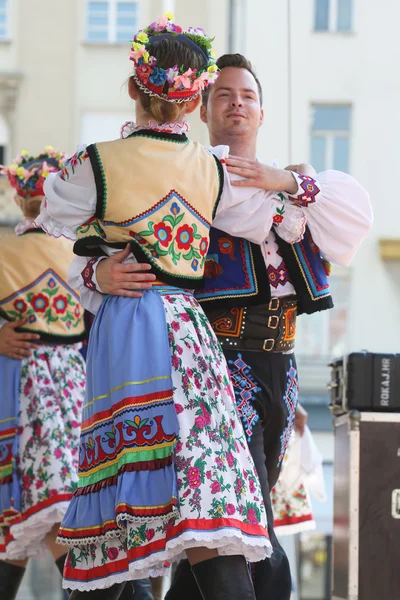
0, 147, 66, 198
130, 13, 219, 103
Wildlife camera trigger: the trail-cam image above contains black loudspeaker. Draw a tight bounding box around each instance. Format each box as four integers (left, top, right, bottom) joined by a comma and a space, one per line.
329, 352, 400, 413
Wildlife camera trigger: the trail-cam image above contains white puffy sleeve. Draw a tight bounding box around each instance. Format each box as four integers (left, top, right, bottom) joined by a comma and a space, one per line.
35, 145, 97, 240
209, 145, 307, 245
287, 170, 373, 266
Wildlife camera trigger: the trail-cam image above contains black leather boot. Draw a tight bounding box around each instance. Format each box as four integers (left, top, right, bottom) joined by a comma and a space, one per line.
192, 555, 256, 600
165, 559, 202, 600
69, 582, 126, 599
55, 553, 68, 576
0, 560, 26, 600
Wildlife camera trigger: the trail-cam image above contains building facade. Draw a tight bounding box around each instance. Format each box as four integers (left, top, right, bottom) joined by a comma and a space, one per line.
0, 2, 398, 599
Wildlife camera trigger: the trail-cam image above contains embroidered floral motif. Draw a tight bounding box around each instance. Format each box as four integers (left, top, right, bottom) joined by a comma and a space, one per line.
5, 274, 83, 329
81, 258, 99, 292
290, 174, 320, 207
77, 217, 106, 240
153, 222, 173, 247
61, 150, 89, 180
176, 224, 194, 250
13, 299, 27, 313
135, 197, 208, 271
218, 236, 236, 260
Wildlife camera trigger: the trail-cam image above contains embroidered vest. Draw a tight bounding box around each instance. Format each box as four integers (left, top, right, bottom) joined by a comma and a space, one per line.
74, 130, 223, 289
0, 230, 86, 343
195, 227, 333, 316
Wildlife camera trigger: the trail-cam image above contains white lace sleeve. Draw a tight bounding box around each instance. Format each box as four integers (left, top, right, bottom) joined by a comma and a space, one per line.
35, 145, 97, 240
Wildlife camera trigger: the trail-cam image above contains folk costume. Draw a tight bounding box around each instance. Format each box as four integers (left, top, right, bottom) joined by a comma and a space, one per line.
35, 16, 307, 595
0, 149, 86, 573
78, 163, 371, 600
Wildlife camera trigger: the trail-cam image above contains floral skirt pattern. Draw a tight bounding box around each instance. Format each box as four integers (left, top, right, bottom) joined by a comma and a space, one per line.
62, 292, 271, 591
0, 344, 85, 560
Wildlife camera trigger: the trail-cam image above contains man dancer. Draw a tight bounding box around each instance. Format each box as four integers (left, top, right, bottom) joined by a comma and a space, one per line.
73, 54, 372, 599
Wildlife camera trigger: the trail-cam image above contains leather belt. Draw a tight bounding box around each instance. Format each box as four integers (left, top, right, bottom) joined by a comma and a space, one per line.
207, 296, 297, 353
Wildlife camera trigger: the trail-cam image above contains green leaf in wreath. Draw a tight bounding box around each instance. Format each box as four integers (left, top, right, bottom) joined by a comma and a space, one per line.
27, 293, 33, 302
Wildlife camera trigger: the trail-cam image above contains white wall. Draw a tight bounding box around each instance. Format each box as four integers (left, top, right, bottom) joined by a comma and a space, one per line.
242, 0, 400, 355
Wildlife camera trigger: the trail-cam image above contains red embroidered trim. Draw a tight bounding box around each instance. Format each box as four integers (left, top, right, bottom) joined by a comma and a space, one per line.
81, 389, 173, 430
290, 174, 320, 207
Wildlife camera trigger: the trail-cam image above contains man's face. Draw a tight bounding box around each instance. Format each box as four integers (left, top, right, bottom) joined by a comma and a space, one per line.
200, 67, 264, 142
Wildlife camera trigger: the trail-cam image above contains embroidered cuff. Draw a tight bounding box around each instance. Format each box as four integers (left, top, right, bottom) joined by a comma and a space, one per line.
289, 173, 321, 207
81, 257, 104, 292
272, 199, 307, 244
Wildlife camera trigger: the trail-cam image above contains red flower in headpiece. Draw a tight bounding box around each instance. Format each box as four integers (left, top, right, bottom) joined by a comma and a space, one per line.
136, 65, 152, 84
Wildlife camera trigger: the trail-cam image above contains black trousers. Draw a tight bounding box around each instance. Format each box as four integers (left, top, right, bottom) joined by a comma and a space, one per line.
225, 349, 299, 599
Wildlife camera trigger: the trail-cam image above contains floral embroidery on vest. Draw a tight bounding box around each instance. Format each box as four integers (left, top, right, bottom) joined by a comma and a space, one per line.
130, 191, 210, 272
4, 270, 83, 331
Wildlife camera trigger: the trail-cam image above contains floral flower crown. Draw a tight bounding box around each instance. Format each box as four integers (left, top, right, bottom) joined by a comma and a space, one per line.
0, 146, 66, 198
130, 13, 219, 103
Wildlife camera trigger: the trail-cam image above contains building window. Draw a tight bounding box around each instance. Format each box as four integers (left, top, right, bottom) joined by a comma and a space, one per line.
310, 105, 351, 173
0, 0, 8, 40
314, 0, 353, 32
86, 1, 139, 44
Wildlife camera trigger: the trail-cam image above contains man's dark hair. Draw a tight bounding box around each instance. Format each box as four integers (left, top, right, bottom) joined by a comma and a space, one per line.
202, 53, 263, 107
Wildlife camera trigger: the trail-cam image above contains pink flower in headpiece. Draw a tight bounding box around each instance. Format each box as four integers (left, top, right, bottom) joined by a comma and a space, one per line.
23, 168, 37, 183
174, 68, 196, 89
130, 46, 146, 63
136, 64, 152, 83
191, 72, 209, 92
151, 15, 169, 32
167, 23, 183, 34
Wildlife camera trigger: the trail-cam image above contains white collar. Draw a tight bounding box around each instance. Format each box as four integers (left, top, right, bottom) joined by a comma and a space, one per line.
120, 120, 190, 139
